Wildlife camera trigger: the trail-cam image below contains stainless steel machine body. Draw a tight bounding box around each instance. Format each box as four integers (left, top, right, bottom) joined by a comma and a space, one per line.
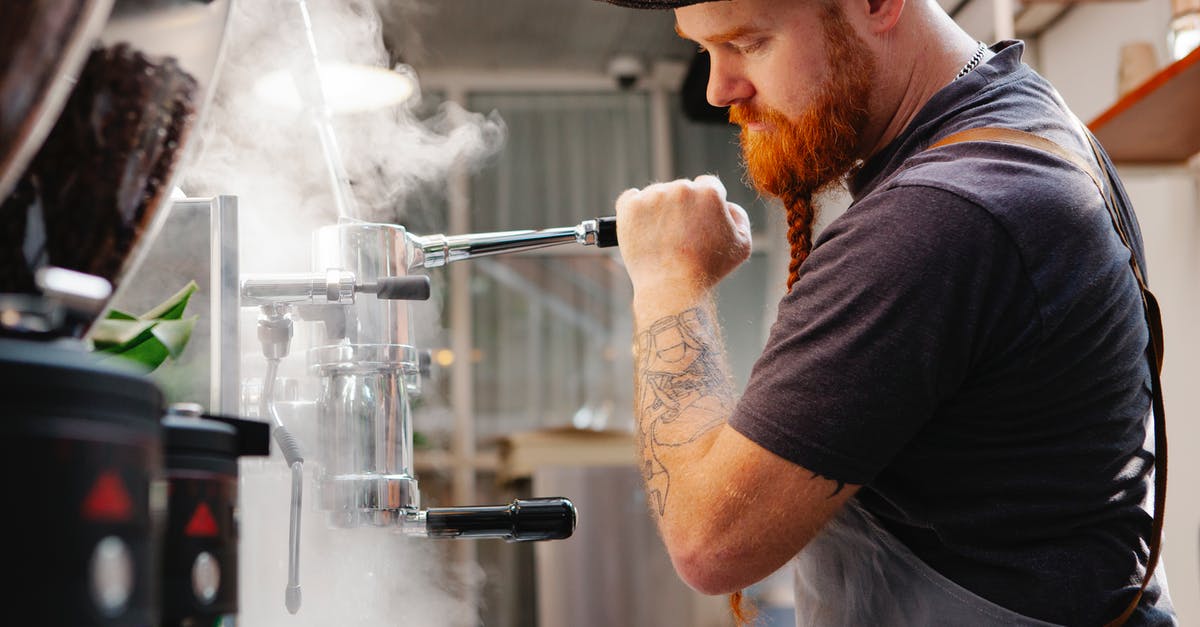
313, 220, 423, 525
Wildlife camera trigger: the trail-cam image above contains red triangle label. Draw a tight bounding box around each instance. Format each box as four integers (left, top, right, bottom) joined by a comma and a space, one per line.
82, 471, 133, 522
185, 502, 219, 537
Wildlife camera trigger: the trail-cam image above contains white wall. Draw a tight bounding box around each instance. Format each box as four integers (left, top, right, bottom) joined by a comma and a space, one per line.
1125, 165, 1200, 621
1037, 0, 1173, 122
1037, 0, 1200, 620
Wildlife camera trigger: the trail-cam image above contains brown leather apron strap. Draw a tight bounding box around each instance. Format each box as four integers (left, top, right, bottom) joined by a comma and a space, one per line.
927, 127, 1167, 627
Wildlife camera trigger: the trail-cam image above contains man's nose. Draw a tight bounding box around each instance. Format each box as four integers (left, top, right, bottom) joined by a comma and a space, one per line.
706, 57, 753, 107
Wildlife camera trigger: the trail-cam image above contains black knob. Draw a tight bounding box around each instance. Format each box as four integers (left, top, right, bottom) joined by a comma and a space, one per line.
511, 497, 576, 541
375, 276, 431, 301
418, 349, 432, 377
595, 216, 618, 248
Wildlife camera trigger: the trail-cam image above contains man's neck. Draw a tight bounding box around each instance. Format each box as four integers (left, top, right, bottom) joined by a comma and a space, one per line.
857, 14, 986, 160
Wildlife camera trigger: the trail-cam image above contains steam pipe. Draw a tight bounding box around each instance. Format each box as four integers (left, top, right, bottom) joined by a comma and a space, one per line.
257, 306, 305, 614
284, 459, 303, 614
284, 0, 361, 221
413, 216, 617, 269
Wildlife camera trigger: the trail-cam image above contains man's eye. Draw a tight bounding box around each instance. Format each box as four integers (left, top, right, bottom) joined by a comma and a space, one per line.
733, 40, 765, 54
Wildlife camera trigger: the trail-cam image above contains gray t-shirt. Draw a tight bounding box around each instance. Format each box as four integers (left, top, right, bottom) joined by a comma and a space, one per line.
729, 41, 1171, 625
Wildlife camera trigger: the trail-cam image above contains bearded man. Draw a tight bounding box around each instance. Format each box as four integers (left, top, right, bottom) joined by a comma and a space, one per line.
603, 0, 1177, 624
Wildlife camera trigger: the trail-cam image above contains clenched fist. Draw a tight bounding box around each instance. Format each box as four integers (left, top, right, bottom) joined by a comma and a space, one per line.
615, 175, 752, 299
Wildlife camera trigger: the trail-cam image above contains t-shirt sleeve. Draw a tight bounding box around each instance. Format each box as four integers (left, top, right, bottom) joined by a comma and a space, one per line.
729, 185, 1031, 486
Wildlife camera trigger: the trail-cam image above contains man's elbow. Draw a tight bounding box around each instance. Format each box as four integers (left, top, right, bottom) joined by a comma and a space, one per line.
671, 549, 742, 595
667, 538, 767, 595
664, 519, 818, 595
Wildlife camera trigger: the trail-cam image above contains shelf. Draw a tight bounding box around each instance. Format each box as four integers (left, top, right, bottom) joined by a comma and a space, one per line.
413, 449, 501, 473
496, 428, 634, 483
1089, 45, 1200, 164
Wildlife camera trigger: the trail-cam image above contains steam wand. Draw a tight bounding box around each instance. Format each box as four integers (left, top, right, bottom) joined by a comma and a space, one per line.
257, 304, 305, 614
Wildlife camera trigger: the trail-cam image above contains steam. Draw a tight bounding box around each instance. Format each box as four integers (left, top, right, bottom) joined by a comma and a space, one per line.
181, 0, 505, 272
240, 458, 484, 627
178, 1, 502, 624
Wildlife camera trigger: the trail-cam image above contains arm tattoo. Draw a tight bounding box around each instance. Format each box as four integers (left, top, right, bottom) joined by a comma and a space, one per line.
634, 306, 733, 517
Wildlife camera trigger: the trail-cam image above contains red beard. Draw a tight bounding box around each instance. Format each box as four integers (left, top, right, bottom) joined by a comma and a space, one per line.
729, 2, 875, 289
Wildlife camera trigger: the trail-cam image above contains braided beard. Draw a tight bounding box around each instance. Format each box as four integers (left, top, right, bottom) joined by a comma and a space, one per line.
729, 2, 875, 290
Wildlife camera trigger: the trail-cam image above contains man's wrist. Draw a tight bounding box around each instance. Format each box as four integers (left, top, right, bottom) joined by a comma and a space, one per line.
631, 282, 713, 326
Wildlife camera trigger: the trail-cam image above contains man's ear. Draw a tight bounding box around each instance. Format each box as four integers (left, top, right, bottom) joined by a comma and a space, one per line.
861, 0, 905, 34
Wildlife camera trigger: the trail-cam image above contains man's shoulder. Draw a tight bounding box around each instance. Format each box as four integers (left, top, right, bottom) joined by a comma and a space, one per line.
866, 129, 1103, 236
814, 182, 1019, 284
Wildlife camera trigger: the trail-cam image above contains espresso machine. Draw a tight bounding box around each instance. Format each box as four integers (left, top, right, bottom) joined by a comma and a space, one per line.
239, 216, 617, 612
3, 0, 617, 621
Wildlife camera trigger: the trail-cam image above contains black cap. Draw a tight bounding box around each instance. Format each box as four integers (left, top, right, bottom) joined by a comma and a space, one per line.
599, 0, 726, 8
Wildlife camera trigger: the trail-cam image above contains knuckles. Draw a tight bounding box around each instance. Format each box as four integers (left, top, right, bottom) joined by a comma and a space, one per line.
615, 178, 750, 286
619, 179, 727, 215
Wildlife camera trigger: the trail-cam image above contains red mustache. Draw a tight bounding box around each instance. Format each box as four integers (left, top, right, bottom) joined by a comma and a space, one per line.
728, 104, 760, 127
728, 103, 787, 129
728, 104, 752, 126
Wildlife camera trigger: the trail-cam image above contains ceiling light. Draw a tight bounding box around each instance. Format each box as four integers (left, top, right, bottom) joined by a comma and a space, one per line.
254, 62, 416, 114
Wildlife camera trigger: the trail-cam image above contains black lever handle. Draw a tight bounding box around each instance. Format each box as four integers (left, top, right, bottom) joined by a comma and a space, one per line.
425, 497, 576, 542
595, 216, 618, 248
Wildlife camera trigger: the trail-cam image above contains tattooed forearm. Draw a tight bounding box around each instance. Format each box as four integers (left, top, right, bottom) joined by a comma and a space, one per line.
634, 306, 734, 517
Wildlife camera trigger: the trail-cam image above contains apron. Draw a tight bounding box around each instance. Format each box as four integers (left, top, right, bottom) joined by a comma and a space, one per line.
790, 501, 1173, 626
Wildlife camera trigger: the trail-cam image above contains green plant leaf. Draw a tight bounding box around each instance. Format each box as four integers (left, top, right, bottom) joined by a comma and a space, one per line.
151, 316, 197, 359
90, 318, 157, 349
139, 280, 199, 321
89, 281, 199, 373
105, 309, 138, 321
98, 333, 170, 373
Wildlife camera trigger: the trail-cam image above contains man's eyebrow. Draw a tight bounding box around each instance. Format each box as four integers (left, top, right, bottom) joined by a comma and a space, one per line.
674, 22, 763, 44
